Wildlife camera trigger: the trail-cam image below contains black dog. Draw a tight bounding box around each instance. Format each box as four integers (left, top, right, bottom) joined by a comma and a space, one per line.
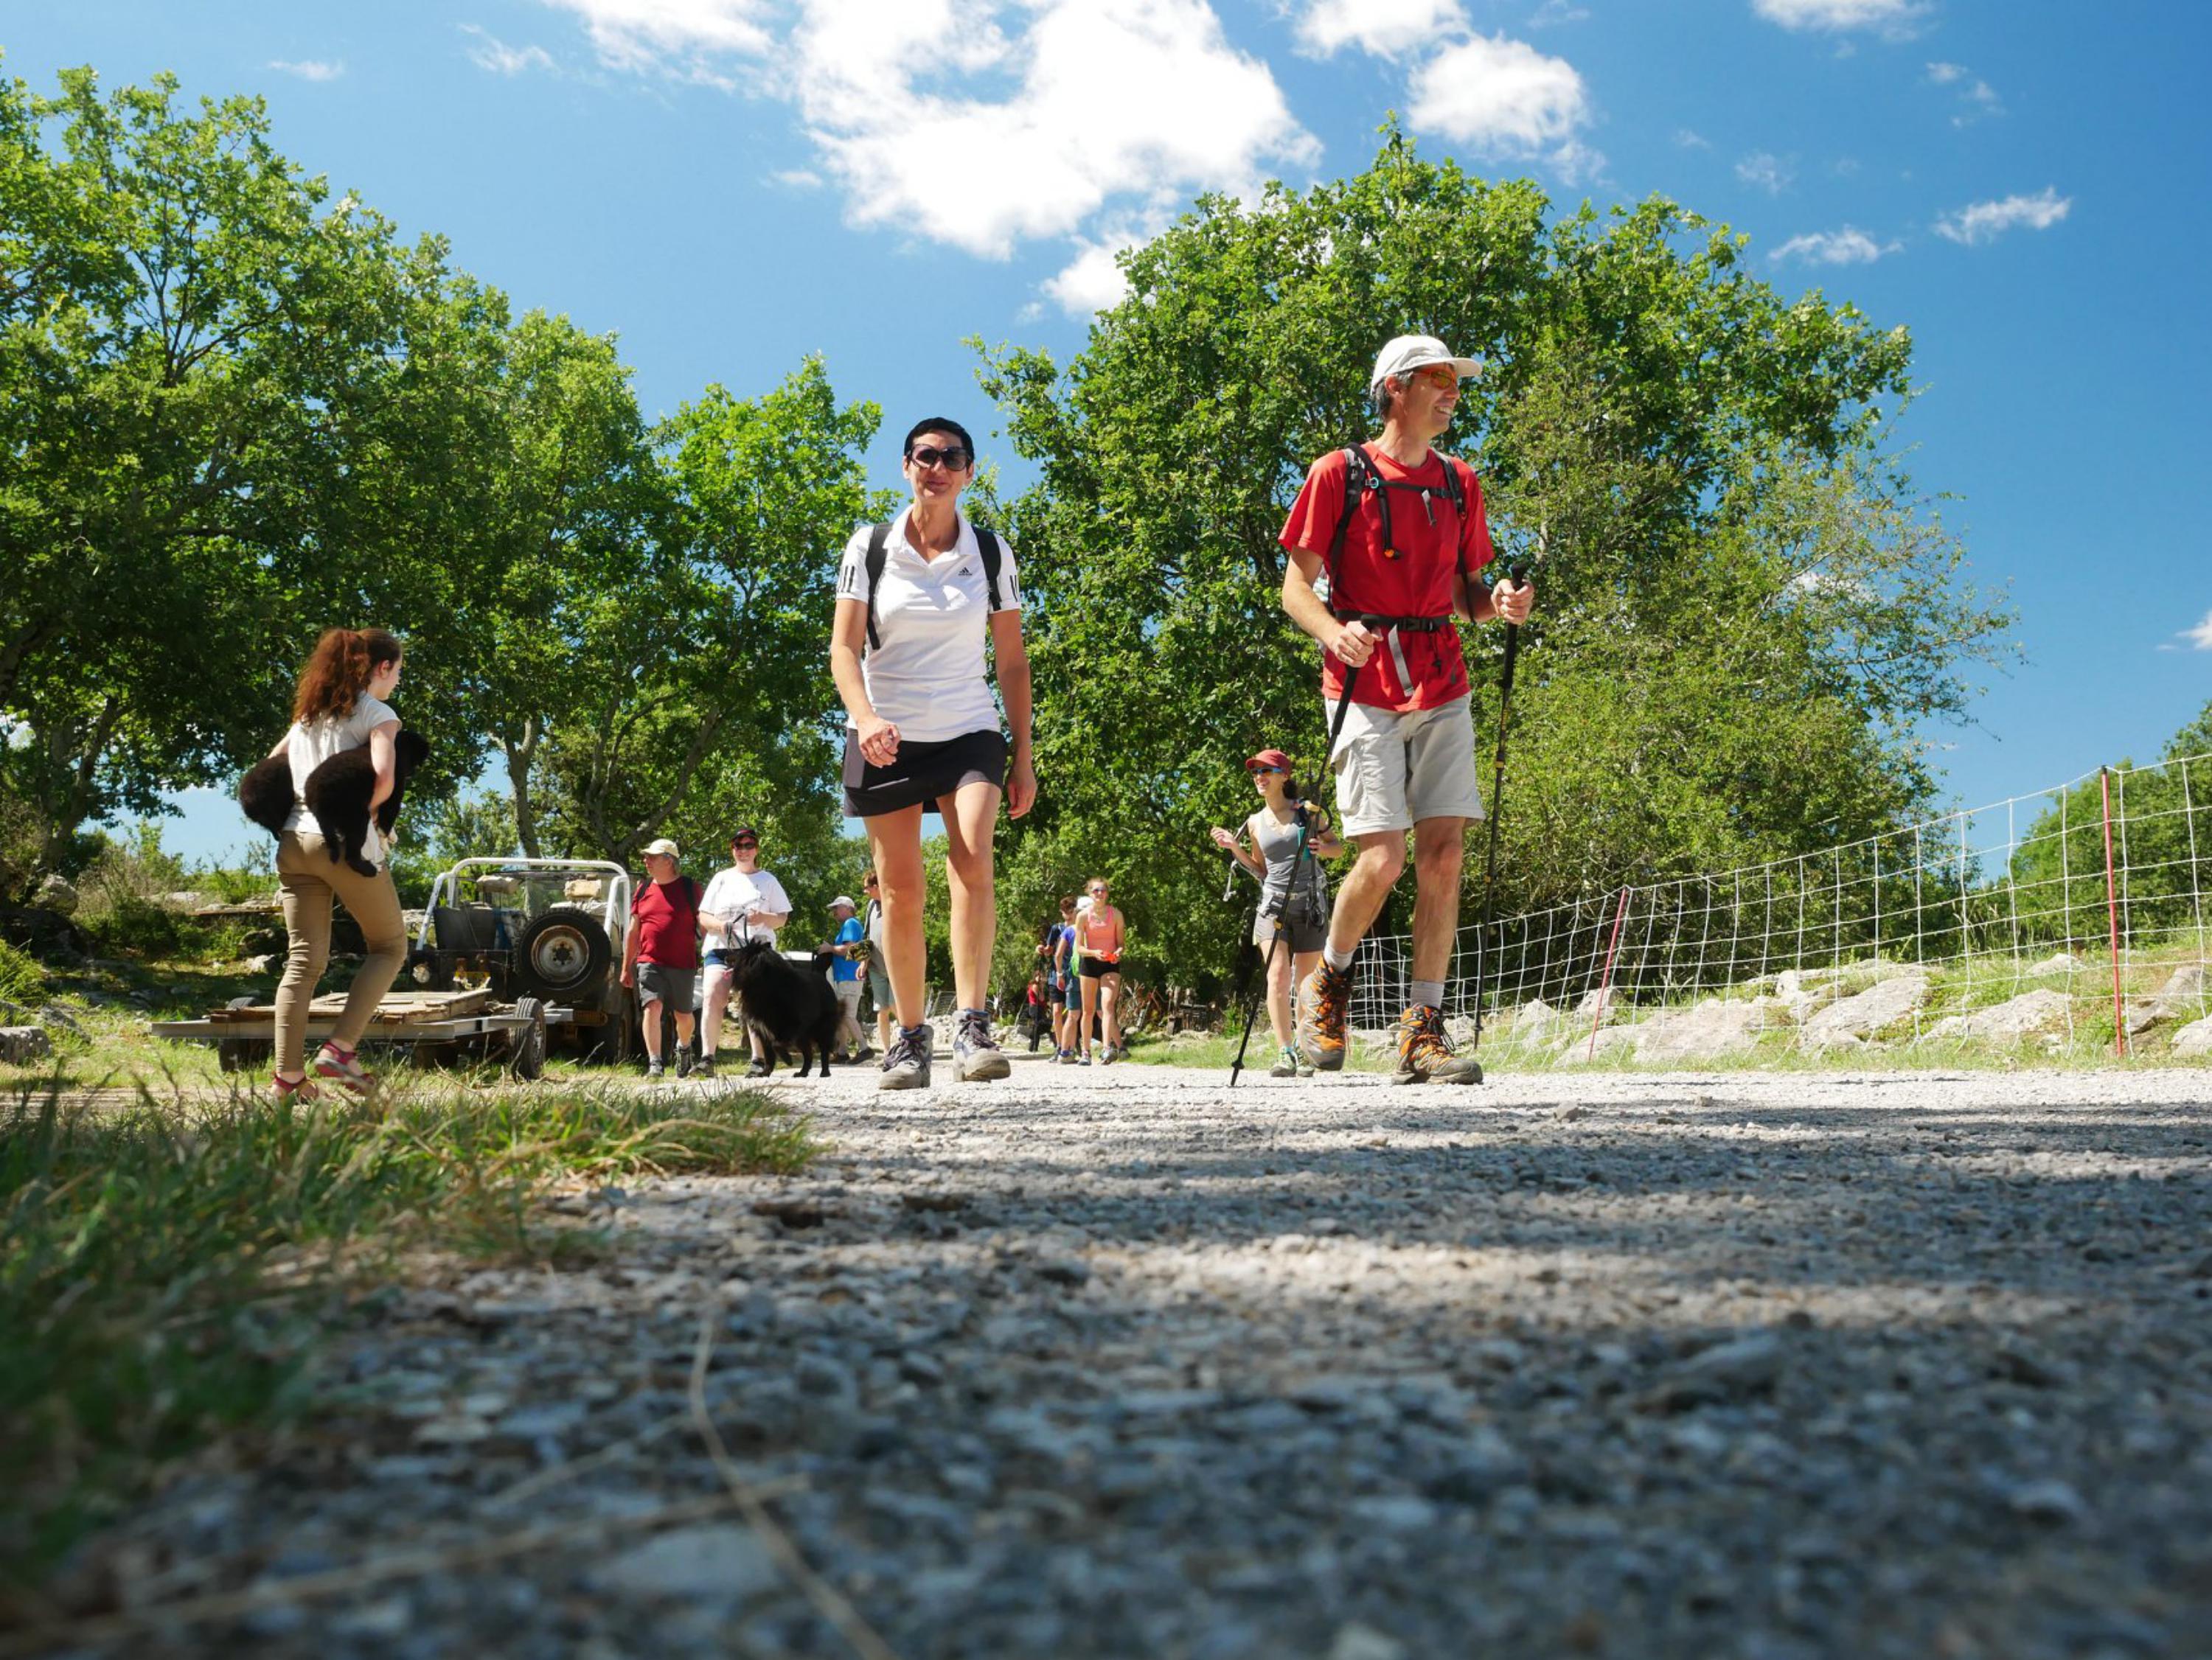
302, 730, 430, 876
720, 938, 844, 1078
238, 755, 296, 838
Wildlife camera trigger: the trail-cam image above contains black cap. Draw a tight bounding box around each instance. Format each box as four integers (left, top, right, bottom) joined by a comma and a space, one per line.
729, 826, 761, 845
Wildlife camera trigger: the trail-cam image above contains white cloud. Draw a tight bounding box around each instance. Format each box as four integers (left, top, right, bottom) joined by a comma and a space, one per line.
1406, 32, 1598, 178
1295, 0, 1466, 59
2182, 610, 2212, 651
1773, 226, 1899, 265
533, 0, 1316, 264
770, 167, 824, 189
1735, 150, 1792, 193
536, 0, 774, 83
1751, 0, 1923, 33
268, 58, 344, 81
1044, 238, 1138, 315
462, 26, 556, 75
1935, 187, 2071, 245
1674, 128, 1712, 150
1526, 0, 1590, 25
1926, 60, 2000, 124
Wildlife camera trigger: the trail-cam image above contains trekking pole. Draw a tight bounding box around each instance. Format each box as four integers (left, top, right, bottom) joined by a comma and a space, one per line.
1469, 565, 1529, 1059
1228, 661, 1363, 1087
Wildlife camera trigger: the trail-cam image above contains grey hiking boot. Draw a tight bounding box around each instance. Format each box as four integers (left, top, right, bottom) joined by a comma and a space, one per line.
693, 1053, 716, 1080
1391, 1004, 1484, 1085
953, 1010, 1011, 1081
1270, 1045, 1299, 1078
879, 1022, 933, 1090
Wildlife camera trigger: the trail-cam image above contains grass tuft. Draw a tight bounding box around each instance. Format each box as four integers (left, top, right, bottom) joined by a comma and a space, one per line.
0, 1073, 815, 1590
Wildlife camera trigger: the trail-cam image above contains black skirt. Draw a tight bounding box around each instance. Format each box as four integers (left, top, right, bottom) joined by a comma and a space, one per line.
843, 728, 1008, 819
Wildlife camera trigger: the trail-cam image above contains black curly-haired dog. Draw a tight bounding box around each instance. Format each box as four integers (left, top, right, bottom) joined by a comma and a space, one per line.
238, 755, 296, 838
303, 729, 428, 877
720, 938, 844, 1078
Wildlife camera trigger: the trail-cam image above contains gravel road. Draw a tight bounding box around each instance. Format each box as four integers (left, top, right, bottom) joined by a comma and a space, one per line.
48, 1058, 2212, 1659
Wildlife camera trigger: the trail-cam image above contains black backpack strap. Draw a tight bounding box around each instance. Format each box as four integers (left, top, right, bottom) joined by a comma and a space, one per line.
1326, 445, 1383, 611
863, 521, 892, 652
976, 528, 1005, 613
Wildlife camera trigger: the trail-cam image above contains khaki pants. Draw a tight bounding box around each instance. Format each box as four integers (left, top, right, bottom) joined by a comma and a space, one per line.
276, 831, 408, 1078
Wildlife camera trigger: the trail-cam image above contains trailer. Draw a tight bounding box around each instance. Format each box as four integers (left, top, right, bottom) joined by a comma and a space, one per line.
152, 988, 568, 1079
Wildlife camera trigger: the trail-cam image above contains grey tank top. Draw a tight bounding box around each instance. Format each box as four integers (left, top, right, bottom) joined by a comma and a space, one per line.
1252, 809, 1326, 907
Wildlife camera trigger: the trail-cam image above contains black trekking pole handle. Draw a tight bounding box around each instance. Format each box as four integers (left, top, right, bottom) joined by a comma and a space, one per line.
1228, 660, 1363, 1089
1470, 565, 1528, 1053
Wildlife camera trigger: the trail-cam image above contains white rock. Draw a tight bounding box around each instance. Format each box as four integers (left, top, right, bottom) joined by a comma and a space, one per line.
585, 1522, 779, 1603
1633, 999, 1767, 1062
0, 1026, 52, 1065
2026, 952, 2081, 977
1920, 988, 2075, 1045
2172, 1016, 2212, 1059
1798, 974, 1930, 1043
1329, 1623, 1409, 1660
33, 873, 77, 916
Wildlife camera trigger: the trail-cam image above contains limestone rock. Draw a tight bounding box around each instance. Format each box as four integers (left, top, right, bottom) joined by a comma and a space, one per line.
32, 873, 77, 916
585, 1522, 779, 1604
1921, 988, 2075, 1045
1799, 973, 1930, 1044
2172, 1016, 2212, 1059
2027, 952, 2081, 977
1774, 969, 1842, 1023
1632, 998, 1768, 1062
0, 1025, 53, 1064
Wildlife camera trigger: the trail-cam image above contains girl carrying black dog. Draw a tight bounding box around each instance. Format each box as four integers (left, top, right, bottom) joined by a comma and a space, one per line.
265, 627, 410, 1101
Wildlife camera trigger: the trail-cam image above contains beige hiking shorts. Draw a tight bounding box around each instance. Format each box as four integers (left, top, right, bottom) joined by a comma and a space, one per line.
1327, 692, 1486, 837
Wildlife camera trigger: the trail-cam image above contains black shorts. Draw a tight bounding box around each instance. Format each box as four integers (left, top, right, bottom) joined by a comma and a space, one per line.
842, 728, 1008, 819
1079, 956, 1120, 980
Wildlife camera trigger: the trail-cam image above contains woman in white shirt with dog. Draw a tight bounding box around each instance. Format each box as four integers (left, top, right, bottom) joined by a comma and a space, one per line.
829, 416, 1036, 1090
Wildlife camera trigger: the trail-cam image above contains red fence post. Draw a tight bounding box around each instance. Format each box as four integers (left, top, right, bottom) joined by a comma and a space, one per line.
2101, 767, 2126, 1060
1587, 885, 1632, 1062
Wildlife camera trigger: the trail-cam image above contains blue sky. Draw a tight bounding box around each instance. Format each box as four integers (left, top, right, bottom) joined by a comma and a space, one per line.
10, 0, 2208, 865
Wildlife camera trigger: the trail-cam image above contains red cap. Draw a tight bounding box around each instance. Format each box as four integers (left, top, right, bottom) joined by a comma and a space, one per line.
1245, 749, 1293, 773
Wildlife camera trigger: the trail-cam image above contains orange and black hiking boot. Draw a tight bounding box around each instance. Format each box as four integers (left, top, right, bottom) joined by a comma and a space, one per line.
1295, 961, 1352, 1072
1392, 1004, 1483, 1085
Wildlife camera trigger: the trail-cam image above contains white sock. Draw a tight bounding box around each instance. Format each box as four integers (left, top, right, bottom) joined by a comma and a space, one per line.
1322, 941, 1354, 973
1410, 979, 1444, 1011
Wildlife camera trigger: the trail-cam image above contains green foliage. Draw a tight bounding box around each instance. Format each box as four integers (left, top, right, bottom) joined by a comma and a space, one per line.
0, 1077, 815, 1583
975, 136, 2016, 980
2006, 699, 2212, 946
0, 939, 43, 1007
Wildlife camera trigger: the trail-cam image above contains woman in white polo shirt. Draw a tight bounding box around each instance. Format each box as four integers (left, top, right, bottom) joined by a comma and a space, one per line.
830, 416, 1036, 1089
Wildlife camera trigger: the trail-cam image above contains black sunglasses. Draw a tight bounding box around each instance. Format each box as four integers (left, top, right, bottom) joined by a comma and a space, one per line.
731, 839, 759, 850
908, 444, 972, 471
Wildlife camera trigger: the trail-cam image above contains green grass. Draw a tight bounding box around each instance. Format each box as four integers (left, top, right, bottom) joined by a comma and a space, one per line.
0, 1071, 815, 1591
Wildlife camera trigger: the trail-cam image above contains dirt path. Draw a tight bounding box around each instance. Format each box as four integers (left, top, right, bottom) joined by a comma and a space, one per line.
49, 1060, 2212, 1659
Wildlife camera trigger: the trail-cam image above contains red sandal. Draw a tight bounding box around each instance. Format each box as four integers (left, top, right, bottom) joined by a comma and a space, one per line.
313, 1041, 375, 1095
271, 1070, 322, 1104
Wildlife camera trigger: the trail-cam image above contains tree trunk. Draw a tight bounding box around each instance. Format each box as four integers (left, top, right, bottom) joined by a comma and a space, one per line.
504, 718, 542, 859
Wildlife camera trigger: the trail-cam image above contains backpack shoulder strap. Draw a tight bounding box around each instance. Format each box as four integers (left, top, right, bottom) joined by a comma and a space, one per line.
975, 528, 1004, 614
1326, 444, 1380, 609
863, 522, 893, 652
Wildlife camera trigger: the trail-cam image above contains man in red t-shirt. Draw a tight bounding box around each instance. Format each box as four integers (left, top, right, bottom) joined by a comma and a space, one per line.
619, 837, 702, 1079
1279, 334, 1535, 1084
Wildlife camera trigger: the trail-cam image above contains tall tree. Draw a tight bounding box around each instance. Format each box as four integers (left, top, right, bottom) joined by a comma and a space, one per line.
975, 137, 2016, 977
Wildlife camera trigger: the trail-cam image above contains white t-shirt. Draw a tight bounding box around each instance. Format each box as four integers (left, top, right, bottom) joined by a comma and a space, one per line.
283, 694, 400, 863
835, 509, 1022, 743
700, 866, 791, 950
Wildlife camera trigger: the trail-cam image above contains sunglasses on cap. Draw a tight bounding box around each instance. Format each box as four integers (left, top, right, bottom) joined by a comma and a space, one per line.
908, 444, 972, 471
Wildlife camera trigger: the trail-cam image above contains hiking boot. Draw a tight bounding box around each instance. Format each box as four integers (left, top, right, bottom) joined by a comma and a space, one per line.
675, 1043, 695, 1079
645, 1059, 664, 1081
1295, 962, 1352, 1072
693, 1053, 716, 1080
745, 1056, 773, 1080
1391, 1004, 1484, 1085
953, 1011, 1011, 1081
314, 1041, 375, 1095
1057, 1047, 1078, 1065
879, 1023, 933, 1090
1269, 1046, 1298, 1079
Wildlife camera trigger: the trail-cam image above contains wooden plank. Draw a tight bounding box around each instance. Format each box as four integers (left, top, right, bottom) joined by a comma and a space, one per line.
206, 988, 494, 1022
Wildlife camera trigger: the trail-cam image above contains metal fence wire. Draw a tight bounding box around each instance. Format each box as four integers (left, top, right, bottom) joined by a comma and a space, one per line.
1346, 752, 2212, 1061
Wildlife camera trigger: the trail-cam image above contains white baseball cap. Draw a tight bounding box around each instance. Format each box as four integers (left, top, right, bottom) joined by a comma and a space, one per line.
643, 837, 680, 859
1369, 334, 1482, 397
830, 894, 856, 910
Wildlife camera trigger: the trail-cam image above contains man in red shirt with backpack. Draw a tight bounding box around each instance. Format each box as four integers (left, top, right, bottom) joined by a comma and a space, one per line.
1279, 335, 1535, 1084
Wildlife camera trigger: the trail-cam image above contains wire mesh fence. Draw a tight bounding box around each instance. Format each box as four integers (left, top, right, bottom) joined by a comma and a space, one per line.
1347, 751, 2212, 1063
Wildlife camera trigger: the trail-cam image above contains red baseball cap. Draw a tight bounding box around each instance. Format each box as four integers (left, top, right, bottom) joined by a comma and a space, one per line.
1245, 749, 1293, 773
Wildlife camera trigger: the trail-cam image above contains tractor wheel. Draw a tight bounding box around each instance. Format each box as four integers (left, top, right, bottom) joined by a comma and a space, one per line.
507, 997, 548, 1081
511, 908, 612, 1004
